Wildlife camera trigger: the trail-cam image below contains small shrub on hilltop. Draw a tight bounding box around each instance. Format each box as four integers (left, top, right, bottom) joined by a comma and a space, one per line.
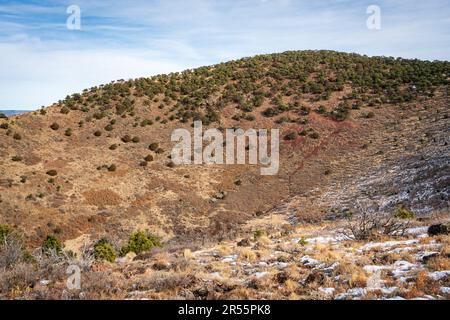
0, 123, 9, 129
94, 130, 102, 137
109, 144, 118, 150
46, 170, 58, 176
107, 164, 117, 172
104, 124, 114, 131
132, 136, 140, 143
121, 135, 131, 143
11, 155, 22, 162
13, 133, 22, 140
65, 128, 72, 136
120, 231, 161, 256
149, 143, 159, 151
94, 238, 117, 262
41, 234, 63, 255
50, 122, 59, 130
144, 155, 154, 162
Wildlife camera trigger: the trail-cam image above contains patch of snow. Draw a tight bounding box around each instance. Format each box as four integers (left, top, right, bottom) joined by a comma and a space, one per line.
364, 265, 391, 273
222, 254, 238, 263
440, 287, 450, 294
391, 260, 420, 280
406, 226, 428, 235
415, 251, 439, 261
305, 235, 346, 244
254, 272, 269, 279
319, 287, 335, 295
335, 288, 366, 300
360, 239, 419, 251
428, 270, 450, 281
299, 255, 322, 268
386, 296, 405, 300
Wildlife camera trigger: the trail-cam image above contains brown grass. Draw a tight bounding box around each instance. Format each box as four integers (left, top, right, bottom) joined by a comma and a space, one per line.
83, 189, 122, 206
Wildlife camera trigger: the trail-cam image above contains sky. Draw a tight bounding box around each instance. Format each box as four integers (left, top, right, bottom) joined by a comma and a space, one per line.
0, 0, 449, 110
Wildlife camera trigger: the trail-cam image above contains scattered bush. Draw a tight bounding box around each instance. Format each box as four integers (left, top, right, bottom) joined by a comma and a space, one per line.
109, 144, 118, 150
41, 235, 62, 255
104, 124, 113, 131
107, 164, 117, 172
144, 155, 154, 162
121, 135, 131, 143
283, 131, 297, 141
120, 231, 161, 256
50, 122, 59, 130
93, 238, 117, 263
149, 143, 159, 151
11, 155, 22, 162
93, 130, 102, 137
46, 170, 58, 176
0, 224, 13, 243
64, 128, 72, 136
132, 136, 140, 143
13, 133, 21, 140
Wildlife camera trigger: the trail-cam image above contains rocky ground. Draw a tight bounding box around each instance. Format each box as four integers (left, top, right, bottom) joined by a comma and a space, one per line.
2, 207, 448, 300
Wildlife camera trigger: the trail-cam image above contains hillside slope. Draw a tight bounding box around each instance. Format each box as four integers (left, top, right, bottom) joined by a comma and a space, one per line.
0, 50, 449, 249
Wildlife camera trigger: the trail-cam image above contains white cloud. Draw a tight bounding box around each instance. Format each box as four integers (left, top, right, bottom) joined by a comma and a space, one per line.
0, 0, 449, 109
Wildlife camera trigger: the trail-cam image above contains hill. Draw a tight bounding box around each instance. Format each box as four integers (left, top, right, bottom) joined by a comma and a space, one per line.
0, 50, 449, 299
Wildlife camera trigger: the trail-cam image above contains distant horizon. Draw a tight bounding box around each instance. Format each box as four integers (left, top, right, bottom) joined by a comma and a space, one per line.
1, 0, 450, 110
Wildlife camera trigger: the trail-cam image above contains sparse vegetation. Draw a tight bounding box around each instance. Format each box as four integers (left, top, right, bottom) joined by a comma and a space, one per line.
41, 235, 62, 255
46, 170, 58, 177
94, 238, 117, 263
120, 231, 161, 256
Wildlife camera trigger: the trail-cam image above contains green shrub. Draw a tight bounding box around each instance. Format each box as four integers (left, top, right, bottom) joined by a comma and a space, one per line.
108, 164, 117, 172
309, 131, 320, 139
298, 237, 308, 246
11, 155, 22, 162
94, 130, 102, 137
65, 128, 72, 136
0, 224, 13, 243
42, 235, 62, 255
253, 230, 265, 241
60, 106, 70, 114
132, 136, 140, 143
395, 207, 415, 219
46, 170, 58, 176
50, 122, 59, 130
104, 124, 113, 131
144, 155, 154, 162
13, 133, 22, 140
149, 143, 159, 151
121, 135, 131, 143
283, 131, 297, 141
120, 231, 161, 256
94, 238, 117, 262
0, 123, 9, 129
109, 144, 118, 150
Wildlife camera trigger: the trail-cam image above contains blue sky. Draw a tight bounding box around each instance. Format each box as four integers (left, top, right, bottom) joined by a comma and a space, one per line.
1, 0, 449, 110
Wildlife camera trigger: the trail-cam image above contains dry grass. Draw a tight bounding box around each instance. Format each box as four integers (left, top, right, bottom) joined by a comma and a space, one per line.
83, 189, 122, 206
